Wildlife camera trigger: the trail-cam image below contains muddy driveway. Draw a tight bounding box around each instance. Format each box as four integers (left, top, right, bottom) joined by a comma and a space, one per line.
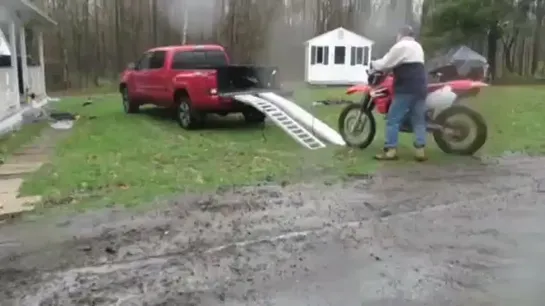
1, 156, 545, 305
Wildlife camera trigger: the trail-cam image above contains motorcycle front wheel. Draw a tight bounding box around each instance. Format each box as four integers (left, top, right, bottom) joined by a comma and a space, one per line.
338, 103, 377, 149
432, 105, 487, 155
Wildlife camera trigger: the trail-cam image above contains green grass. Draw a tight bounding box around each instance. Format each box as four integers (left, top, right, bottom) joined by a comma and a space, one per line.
470, 86, 545, 154
17, 86, 545, 209
0, 122, 46, 164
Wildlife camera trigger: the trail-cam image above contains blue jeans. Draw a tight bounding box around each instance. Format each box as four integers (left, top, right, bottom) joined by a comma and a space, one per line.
384, 93, 427, 149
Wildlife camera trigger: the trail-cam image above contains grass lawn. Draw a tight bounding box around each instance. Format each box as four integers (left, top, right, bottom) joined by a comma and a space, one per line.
17, 85, 545, 209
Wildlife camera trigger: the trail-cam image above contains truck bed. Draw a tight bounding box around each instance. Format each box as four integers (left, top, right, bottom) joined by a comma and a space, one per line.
215, 65, 287, 96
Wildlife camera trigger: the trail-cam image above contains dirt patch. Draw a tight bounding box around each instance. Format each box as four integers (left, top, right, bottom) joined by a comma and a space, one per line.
0, 156, 544, 305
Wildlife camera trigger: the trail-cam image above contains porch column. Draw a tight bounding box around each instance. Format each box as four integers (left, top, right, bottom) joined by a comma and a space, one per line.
38, 30, 45, 95
8, 21, 20, 109
19, 26, 28, 96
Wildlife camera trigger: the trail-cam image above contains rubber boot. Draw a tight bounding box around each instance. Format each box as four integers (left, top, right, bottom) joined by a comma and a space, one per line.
414, 147, 427, 162
374, 148, 398, 161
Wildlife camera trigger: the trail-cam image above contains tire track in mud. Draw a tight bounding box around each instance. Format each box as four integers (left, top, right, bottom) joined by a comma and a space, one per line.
1, 157, 544, 305
10, 186, 536, 306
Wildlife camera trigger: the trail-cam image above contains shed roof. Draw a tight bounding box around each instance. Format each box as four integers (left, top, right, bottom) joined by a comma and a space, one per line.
306, 27, 374, 46
4, 0, 56, 27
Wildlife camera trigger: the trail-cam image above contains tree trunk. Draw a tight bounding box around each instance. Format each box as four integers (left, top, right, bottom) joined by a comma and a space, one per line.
487, 23, 499, 80
531, 1, 544, 75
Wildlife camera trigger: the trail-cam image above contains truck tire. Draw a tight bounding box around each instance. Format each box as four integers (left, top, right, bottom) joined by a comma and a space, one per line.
121, 87, 139, 114
243, 108, 266, 124
176, 95, 204, 129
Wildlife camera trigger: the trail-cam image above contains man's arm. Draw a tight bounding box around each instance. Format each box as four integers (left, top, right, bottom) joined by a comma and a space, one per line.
371, 43, 406, 71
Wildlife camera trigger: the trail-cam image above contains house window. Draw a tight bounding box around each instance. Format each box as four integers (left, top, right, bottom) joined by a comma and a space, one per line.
334, 46, 345, 64
311, 46, 329, 65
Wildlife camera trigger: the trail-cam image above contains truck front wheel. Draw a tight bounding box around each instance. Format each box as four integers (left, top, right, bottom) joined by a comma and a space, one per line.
121, 87, 139, 114
176, 96, 204, 129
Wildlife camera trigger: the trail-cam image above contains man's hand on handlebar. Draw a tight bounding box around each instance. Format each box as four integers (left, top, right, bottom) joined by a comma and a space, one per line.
368, 61, 392, 75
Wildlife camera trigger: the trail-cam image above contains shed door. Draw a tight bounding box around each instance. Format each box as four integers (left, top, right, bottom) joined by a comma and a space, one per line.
333, 46, 346, 65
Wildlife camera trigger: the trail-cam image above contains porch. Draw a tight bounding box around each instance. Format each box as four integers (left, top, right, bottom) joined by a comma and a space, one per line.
0, 0, 55, 134
0, 66, 46, 116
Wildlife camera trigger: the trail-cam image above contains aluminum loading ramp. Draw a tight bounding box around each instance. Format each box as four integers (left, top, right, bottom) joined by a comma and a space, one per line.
235, 94, 326, 149
234, 92, 346, 149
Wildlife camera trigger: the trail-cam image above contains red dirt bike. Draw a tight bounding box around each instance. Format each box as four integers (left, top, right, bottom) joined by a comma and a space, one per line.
338, 70, 489, 155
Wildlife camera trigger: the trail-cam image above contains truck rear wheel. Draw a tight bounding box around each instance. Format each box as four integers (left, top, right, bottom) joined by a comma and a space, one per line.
176, 96, 204, 129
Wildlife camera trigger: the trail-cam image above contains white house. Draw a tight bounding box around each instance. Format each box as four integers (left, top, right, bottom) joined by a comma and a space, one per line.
305, 27, 374, 85
0, 0, 55, 136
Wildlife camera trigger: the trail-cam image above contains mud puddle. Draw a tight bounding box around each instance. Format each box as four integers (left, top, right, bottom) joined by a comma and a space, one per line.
1, 157, 545, 305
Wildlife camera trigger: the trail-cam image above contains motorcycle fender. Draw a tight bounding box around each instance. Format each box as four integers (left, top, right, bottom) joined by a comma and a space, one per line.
425, 86, 457, 118
346, 84, 370, 95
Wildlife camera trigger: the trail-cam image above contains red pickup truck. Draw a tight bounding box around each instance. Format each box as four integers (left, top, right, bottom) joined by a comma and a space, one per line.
119, 44, 278, 129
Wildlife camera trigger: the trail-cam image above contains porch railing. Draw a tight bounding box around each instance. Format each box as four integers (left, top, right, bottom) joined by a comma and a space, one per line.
0, 67, 17, 118
28, 66, 45, 96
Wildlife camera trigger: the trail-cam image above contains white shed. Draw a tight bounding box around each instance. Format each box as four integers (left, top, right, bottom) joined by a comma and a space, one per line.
304, 27, 374, 85
0, 0, 56, 136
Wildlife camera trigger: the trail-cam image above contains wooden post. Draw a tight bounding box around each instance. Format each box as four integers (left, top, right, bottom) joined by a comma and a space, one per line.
19, 26, 28, 97
8, 21, 19, 110
38, 30, 45, 95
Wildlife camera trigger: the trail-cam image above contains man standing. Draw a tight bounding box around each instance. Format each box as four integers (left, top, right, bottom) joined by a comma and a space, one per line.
371, 26, 428, 162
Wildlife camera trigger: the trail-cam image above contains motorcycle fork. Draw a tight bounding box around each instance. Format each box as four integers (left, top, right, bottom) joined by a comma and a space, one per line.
351, 95, 373, 132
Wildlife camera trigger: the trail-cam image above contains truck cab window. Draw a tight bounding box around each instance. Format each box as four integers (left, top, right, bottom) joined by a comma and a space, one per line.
171, 50, 228, 69
135, 53, 152, 70
149, 51, 166, 69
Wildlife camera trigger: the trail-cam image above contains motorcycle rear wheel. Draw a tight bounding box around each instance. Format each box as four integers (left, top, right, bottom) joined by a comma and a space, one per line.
338, 103, 377, 149
433, 105, 487, 155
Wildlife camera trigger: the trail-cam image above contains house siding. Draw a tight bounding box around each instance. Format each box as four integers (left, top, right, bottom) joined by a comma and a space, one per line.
0, 5, 20, 135
0, 5, 12, 23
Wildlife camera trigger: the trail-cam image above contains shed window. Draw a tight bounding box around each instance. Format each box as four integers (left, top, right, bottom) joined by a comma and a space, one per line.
356, 47, 363, 64
311, 46, 329, 65
350, 46, 371, 66
334, 46, 345, 64
363, 47, 370, 65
